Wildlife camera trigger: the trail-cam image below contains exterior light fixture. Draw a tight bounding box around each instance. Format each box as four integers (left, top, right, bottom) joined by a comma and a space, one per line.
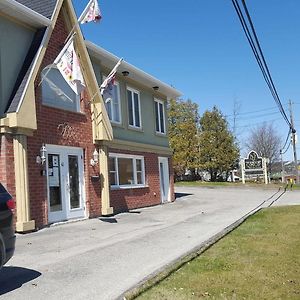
36, 144, 47, 165
122, 71, 129, 77
90, 149, 99, 166
152, 86, 159, 91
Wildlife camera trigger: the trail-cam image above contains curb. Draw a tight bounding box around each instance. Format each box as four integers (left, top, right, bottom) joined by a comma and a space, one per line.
121, 206, 262, 300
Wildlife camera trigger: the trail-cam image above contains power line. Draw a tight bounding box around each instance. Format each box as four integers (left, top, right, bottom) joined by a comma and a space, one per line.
233, 117, 281, 129
231, 0, 292, 129
281, 129, 291, 152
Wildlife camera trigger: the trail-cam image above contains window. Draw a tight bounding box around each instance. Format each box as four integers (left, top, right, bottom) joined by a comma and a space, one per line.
154, 99, 166, 134
127, 87, 141, 128
102, 76, 121, 123
41, 66, 80, 112
109, 154, 145, 188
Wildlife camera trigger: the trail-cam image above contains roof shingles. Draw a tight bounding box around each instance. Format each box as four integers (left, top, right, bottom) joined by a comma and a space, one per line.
14, 0, 57, 19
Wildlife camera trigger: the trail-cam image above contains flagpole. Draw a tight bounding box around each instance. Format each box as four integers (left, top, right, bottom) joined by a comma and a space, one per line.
38, 33, 77, 87
78, 0, 93, 23
100, 58, 123, 94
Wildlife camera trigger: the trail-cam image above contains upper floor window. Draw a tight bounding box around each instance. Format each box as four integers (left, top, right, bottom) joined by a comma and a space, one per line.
41, 66, 80, 112
127, 87, 141, 129
102, 76, 121, 124
154, 99, 166, 134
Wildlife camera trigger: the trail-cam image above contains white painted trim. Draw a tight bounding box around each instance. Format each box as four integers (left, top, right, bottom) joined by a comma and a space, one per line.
109, 153, 146, 188
1, 0, 52, 27
154, 98, 166, 135
46, 144, 86, 223
85, 40, 182, 99
102, 75, 122, 124
158, 157, 170, 203
127, 86, 142, 129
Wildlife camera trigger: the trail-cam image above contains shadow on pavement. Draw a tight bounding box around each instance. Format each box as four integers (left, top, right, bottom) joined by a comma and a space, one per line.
175, 192, 193, 199
0, 266, 41, 295
99, 217, 118, 223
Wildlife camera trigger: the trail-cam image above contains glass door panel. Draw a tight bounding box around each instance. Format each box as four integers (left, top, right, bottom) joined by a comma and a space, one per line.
48, 154, 62, 212
68, 155, 80, 209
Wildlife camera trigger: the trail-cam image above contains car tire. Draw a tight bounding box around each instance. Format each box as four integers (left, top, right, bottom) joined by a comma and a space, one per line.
0, 234, 5, 269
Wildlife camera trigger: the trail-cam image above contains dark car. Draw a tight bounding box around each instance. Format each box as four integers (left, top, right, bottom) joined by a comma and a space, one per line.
0, 183, 15, 269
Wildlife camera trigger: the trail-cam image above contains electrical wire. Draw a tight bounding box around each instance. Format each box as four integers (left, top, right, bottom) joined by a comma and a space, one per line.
233, 118, 281, 129
281, 129, 292, 152
231, 0, 293, 129
240, 0, 291, 126
281, 141, 291, 155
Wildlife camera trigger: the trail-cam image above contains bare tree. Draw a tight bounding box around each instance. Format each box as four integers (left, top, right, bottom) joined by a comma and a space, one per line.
245, 122, 282, 172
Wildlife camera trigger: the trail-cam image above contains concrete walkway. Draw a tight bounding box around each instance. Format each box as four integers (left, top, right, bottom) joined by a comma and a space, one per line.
1, 187, 299, 300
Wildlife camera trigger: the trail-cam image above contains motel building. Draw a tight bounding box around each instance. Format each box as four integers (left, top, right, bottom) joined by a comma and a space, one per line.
0, 0, 181, 232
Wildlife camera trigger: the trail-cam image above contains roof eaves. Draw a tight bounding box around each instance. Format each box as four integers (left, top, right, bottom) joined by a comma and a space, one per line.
85, 40, 182, 99
1, 0, 51, 27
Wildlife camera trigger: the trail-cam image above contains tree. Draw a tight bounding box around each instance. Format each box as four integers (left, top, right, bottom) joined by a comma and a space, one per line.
199, 106, 239, 181
245, 122, 282, 172
168, 98, 200, 179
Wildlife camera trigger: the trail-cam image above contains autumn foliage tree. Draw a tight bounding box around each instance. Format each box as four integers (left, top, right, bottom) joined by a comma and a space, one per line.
168, 99, 200, 179
199, 106, 239, 181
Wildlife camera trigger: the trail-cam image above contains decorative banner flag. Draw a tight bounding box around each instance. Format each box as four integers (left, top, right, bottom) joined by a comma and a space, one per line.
78, 0, 102, 24
100, 58, 123, 95
54, 36, 85, 95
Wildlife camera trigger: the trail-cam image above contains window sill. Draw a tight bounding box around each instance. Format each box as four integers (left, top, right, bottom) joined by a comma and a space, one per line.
111, 185, 149, 190
128, 125, 143, 133
155, 131, 167, 137
42, 103, 85, 115
111, 121, 124, 128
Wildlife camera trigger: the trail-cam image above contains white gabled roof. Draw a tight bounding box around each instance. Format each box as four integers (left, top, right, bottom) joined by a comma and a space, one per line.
0, 0, 51, 27
85, 40, 182, 99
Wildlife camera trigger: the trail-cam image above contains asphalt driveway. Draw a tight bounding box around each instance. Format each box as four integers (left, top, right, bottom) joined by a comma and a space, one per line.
1, 186, 299, 300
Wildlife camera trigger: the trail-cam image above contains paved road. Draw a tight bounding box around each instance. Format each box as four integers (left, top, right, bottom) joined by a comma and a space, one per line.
1, 187, 299, 299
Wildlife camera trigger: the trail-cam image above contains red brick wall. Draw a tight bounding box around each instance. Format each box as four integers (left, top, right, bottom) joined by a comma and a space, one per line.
109, 148, 174, 213
27, 10, 101, 228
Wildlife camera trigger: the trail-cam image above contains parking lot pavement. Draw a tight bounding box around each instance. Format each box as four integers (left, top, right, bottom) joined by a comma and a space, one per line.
1, 187, 299, 300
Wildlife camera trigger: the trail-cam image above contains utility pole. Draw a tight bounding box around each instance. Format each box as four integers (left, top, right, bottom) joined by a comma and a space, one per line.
289, 100, 299, 184
280, 149, 284, 183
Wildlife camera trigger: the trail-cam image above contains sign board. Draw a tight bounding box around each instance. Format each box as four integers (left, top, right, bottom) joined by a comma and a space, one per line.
244, 151, 263, 170
241, 151, 268, 184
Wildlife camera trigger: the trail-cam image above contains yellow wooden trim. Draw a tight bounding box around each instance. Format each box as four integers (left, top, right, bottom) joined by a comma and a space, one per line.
13, 135, 35, 232
99, 139, 173, 155
64, 0, 113, 141
99, 145, 113, 215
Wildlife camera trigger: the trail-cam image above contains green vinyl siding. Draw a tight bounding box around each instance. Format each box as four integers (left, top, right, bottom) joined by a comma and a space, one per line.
90, 57, 169, 148
0, 16, 35, 116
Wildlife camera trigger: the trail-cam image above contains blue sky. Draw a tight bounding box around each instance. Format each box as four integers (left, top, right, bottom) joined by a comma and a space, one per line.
73, 0, 300, 160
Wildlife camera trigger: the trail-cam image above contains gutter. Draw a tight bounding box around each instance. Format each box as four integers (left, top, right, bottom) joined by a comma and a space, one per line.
85, 40, 182, 99
2, 0, 51, 27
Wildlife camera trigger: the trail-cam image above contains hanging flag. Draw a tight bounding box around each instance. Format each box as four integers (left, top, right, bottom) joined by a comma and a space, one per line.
78, 0, 102, 24
100, 58, 123, 95
54, 36, 85, 95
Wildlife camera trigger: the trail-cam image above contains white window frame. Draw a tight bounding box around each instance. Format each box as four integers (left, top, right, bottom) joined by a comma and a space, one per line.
41, 65, 81, 113
109, 153, 146, 189
102, 75, 121, 124
127, 86, 142, 129
154, 98, 166, 135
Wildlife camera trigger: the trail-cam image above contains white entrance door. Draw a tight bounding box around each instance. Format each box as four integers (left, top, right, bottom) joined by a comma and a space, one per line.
158, 157, 170, 203
46, 145, 85, 223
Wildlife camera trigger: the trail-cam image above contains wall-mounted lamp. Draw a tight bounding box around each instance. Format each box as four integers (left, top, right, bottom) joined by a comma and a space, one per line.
90, 149, 99, 166
122, 71, 129, 77
152, 86, 159, 91
36, 144, 47, 165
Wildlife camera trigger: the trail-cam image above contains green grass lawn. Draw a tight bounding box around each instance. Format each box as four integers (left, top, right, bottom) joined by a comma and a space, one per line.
136, 206, 300, 300
175, 180, 300, 190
